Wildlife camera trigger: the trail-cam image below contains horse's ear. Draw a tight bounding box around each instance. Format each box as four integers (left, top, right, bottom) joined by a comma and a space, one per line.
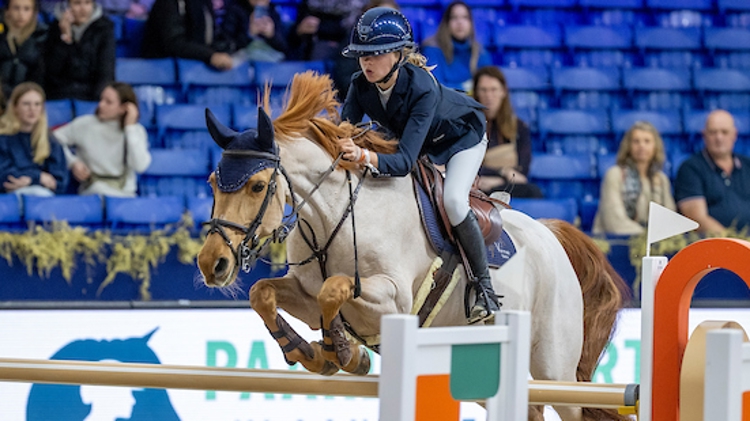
257, 107, 275, 150
205, 108, 236, 150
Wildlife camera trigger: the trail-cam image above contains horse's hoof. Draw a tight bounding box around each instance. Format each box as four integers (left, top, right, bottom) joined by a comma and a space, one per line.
350, 347, 371, 376
318, 360, 339, 376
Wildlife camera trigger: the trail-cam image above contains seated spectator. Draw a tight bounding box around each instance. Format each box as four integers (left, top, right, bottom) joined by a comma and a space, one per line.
593, 121, 675, 235
0, 0, 48, 99
675, 110, 750, 234
0, 82, 67, 196
218, 0, 287, 62
472, 66, 542, 199
288, 0, 367, 62
422, 1, 491, 92
142, 0, 232, 70
45, 0, 115, 100
54, 82, 151, 197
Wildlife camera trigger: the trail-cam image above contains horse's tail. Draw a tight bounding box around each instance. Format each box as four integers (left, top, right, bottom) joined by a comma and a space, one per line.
541, 219, 631, 421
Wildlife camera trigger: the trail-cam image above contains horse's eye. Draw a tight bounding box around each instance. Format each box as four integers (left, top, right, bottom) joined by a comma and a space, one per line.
251, 182, 266, 193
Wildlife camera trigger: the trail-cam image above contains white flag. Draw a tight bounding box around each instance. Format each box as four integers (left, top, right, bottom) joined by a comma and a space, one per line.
647, 202, 699, 249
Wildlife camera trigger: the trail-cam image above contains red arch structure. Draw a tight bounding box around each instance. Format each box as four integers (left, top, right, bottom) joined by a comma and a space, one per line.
652, 238, 750, 421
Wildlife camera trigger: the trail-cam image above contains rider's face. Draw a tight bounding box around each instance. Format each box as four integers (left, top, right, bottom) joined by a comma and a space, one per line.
359, 52, 399, 84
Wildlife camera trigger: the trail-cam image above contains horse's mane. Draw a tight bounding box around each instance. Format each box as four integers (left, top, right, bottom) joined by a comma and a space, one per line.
263, 71, 398, 168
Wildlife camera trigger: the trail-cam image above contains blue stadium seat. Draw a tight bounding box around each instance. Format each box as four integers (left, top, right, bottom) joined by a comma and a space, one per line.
539, 109, 610, 154
623, 67, 691, 91
24, 195, 103, 226
579, 0, 642, 7
46, 100, 73, 128
105, 196, 184, 232
177, 59, 255, 105
233, 104, 260, 130
714, 52, 750, 69
496, 50, 565, 68
564, 26, 632, 50
705, 28, 750, 51
186, 196, 213, 225
552, 67, 620, 92
579, 196, 599, 232
494, 26, 561, 50
73, 100, 97, 116
695, 68, 750, 92
529, 153, 597, 199
720, 0, 750, 12
573, 50, 635, 68
116, 58, 176, 86
646, 0, 711, 9
508, 0, 576, 7
156, 104, 230, 150
635, 27, 701, 50
0, 194, 22, 229
139, 148, 211, 197
254, 61, 326, 89
510, 198, 579, 224
117, 17, 146, 58
499, 67, 548, 90
670, 150, 692, 178
611, 109, 683, 136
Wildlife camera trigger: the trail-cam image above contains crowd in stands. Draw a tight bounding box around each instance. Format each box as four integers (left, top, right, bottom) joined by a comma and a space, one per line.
0, 0, 747, 237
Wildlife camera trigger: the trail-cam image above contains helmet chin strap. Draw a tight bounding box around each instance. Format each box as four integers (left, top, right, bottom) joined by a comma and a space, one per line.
375, 50, 404, 85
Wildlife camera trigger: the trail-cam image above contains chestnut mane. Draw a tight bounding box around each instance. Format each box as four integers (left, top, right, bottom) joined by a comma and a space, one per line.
263, 71, 398, 168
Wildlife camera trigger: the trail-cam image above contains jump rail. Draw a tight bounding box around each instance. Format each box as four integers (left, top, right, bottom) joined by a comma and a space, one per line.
0, 357, 638, 408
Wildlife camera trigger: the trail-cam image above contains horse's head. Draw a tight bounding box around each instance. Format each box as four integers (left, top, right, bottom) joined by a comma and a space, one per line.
197, 107, 288, 288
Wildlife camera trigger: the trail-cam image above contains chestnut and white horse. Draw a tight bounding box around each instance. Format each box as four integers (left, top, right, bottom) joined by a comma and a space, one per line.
197, 72, 628, 421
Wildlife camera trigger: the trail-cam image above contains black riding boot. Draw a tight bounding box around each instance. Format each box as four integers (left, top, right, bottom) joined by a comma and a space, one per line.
453, 211, 501, 323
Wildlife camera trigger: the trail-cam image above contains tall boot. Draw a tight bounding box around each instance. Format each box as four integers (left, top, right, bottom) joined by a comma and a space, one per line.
453, 211, 501, 323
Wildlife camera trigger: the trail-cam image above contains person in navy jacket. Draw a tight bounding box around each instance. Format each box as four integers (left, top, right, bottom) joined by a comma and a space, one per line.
336, 7, 499, 324
0, 82, 67, 195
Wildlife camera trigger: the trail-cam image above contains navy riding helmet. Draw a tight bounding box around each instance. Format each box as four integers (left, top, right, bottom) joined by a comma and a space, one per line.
342, 7, 415, 58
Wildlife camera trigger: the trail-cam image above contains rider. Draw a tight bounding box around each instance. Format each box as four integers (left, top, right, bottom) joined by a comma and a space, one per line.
336, 7, 500, 323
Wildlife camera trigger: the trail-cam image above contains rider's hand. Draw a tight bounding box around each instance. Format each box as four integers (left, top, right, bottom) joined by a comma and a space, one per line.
336, 137, 360, 162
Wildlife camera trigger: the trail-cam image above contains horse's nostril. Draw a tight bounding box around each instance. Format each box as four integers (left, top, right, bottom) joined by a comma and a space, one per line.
214, 257, 229, 276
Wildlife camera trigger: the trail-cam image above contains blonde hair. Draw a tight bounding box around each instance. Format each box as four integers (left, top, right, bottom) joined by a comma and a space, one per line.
3, 0, 39, 54
403, 46, 436, 72
615, 121, 666, 177
0, 81, 49, 164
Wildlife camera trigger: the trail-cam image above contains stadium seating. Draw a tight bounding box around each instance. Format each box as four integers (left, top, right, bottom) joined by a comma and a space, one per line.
115, 58, 181, 110
705, 28, 750, 51
647, 0, 712, 10
494, 26, 561, 50
579, 0, 642, 7
156, 103, 230, 150
635, 27, 702, 50
510, 197, 579, 224
564, 25, 632, 50
528, 153, 597, 199
24, 195, 103, 226
46, 100, 73, 128
611, 109, 683, 136
139, 148, 211, 197
177, 59, 254, 105
0, 194, 22, 230
719, 0, 750, 12
73, 100, 97, 116
187, 196, 213, 225
105, 196, 184, 232
538, 109, 610, 154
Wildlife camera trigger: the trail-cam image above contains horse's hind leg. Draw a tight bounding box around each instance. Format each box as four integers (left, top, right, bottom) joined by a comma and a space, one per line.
316, 275, 370, 375
249, 276, 338, 375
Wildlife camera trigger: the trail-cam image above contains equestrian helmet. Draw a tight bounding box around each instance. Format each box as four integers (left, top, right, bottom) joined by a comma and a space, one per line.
342, 7, 414, 58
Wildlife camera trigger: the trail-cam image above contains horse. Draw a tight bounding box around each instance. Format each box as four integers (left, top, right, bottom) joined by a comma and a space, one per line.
196, 72, 629, 421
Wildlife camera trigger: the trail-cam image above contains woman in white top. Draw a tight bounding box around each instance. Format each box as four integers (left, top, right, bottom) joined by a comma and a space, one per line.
54, 81, 152, 197
593, 121, 676, 235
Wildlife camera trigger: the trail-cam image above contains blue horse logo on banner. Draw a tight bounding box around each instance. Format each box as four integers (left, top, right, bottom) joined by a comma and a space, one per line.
26, 329, 180, 421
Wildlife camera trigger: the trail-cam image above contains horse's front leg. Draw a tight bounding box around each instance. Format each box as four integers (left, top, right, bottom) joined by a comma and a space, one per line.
249, 275, 338, 375
318, 274, 407, 375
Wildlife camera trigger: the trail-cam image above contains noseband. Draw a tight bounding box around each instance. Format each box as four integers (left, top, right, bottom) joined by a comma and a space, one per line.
203, 149, 297, 273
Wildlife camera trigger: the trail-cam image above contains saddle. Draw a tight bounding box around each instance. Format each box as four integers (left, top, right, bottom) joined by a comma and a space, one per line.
414, 157, 507, 246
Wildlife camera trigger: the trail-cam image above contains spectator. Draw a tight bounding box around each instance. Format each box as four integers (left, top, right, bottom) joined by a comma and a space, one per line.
593, 121, 675, 235
0, 82, 67, 196
472, 66, 542, 199
421, 1, 491, 92
288, 0, 367, 62
142, 0, 233, 70
675, 110, 750, 234
54, 82, 151, 197
218, 0, 287, 62
0, 0, 48, 100
45, 0, 115, 100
